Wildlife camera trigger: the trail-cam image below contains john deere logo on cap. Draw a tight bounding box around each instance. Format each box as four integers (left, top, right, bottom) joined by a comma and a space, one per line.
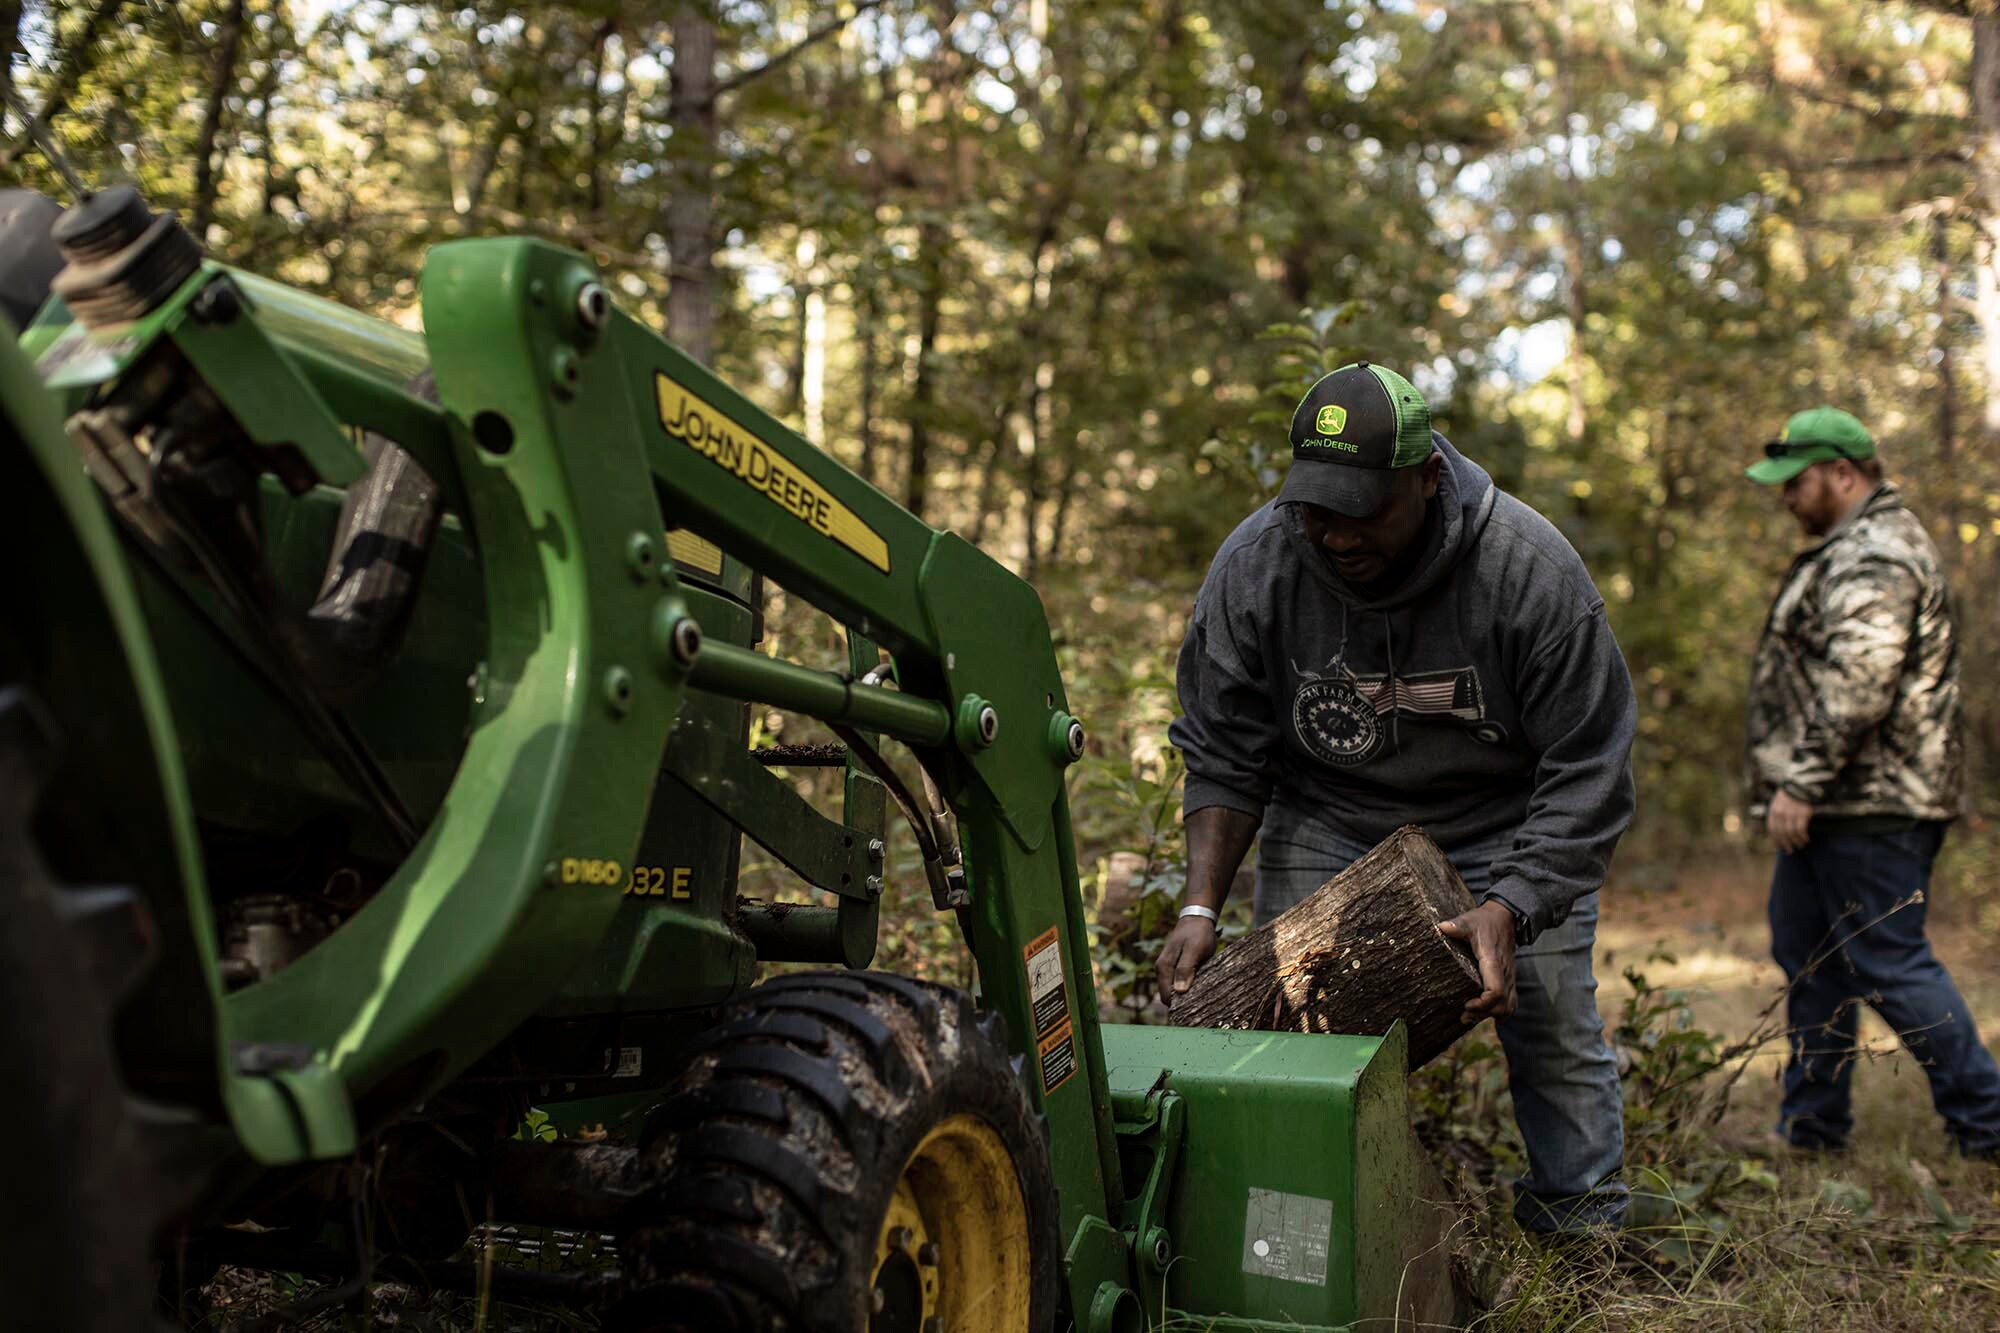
1315, 404, 1347, 435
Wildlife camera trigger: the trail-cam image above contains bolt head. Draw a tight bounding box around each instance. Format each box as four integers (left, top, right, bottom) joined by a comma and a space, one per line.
626, 532, 657, 581
603, 666, 634, 716
576, 281, 611, 331
669, 616, 703, 666
190, 280, 241, 324
917, 1241, 941, 1267
551, 346, 580, 395
977, 704, 999, 744
1066, 719, 1086, 761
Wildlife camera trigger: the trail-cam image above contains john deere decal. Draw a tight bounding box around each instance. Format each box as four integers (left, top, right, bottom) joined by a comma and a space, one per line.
656, 373, 890, 573
1315, 404, 1347, 435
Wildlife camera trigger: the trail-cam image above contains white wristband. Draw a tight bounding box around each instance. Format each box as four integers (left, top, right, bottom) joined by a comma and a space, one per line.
1179, 904, 1219, 924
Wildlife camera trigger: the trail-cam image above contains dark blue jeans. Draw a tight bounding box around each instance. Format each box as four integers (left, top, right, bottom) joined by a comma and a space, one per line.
1769, 823, 2000, 1154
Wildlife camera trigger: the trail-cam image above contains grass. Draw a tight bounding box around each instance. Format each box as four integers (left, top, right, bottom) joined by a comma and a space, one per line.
1427, 847, 2000, 1332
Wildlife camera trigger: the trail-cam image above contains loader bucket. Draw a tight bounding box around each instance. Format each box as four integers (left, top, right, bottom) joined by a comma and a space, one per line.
1102, 1022, 1465, 1331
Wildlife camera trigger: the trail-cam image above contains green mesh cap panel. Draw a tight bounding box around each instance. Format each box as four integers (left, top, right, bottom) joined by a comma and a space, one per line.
1362, 363, 1433, 467
1287, 362, 1432, 470
1288, 362, 1430, 467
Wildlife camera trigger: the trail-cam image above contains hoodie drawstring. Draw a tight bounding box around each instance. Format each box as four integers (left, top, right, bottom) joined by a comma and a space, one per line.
1383, 612, 1401, 754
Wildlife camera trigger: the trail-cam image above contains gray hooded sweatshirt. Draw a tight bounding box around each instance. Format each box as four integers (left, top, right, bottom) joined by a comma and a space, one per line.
1169, 435, 1636, 941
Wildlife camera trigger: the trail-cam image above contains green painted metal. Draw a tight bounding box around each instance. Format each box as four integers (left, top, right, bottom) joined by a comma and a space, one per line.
686, 639, 953, 746
542, 583, 755, 1017
30, 269, 203, 390
36, 266, 367, 489
630, 316, 1130, 1313
1100, 1022, 1448, 1331
220, 239, 693, 1110
0, 324, 336, 1164
227, 269, 430, 383
131, 484, 478, 861
7, 231, 1451, 1327
660, 706, 877, 902
170, 276, 368, 489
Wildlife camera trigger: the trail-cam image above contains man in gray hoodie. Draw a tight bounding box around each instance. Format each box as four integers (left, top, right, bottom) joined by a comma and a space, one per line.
1157, 361, 1637, 1232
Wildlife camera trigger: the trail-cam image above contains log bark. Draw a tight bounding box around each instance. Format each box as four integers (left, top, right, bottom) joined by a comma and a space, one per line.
1169, 825, 1482, 1070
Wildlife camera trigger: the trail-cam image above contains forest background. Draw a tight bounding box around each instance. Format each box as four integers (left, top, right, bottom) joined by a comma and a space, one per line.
18, 1, 2000, 1325
15, 0, 2000, 963
11, 0, 2000, 964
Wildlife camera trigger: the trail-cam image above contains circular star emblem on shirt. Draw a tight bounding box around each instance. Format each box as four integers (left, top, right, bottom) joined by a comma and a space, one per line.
1293, 677, 1382, 766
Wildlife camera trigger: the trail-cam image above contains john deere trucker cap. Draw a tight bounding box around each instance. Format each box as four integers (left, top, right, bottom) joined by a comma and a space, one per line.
1745, 406, 1875, 485
1277, 362, 1435, 517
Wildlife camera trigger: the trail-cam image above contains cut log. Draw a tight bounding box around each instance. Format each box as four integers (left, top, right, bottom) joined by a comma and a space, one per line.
1169, 825, 1483, 1069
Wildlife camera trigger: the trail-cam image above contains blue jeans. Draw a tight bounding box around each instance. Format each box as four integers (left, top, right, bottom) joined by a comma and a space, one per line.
1256, 815, 1629, 1232
1769, 823, 2000, 1154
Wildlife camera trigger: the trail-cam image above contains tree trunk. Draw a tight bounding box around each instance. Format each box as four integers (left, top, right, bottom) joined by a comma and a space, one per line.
1971, 13, 2000, 451
966, 405, 1012, 548
1046, 446, 1080, 565
584, 19, 613, 216
512, 105, 539, 214
0, 2, 21, 114
190, 0, 250, 242
904, 217, 945, 521
1935, 211, 1962, 552
0, 0, 124, 171
242, 56, 280, 264
1170, 826, 1483, 1071
857, 280, 880, 484
1550, 0, 1589, 447
666, 1, 719, 365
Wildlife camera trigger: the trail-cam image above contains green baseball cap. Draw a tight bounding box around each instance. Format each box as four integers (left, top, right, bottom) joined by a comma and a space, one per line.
1277, 361, 1435, 517
1745, 406, 1875, 485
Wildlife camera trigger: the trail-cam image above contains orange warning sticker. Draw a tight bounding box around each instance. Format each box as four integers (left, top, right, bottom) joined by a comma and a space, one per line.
1037, 1021, 1077, 1095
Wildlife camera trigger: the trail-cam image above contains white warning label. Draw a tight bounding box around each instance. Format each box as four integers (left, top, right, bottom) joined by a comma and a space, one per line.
1023, 925, 1068, 1039
1241, 1187, 1333, 1286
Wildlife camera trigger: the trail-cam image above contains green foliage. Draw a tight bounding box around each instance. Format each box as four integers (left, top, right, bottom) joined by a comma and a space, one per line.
512, 1108, 559, 1144
1077, 749, 1188, 1013
19, 0, 2000, 852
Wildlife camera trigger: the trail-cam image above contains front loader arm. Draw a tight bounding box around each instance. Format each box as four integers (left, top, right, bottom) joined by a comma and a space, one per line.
580, 256, 1134, 1292
36, 231, 1133, 1313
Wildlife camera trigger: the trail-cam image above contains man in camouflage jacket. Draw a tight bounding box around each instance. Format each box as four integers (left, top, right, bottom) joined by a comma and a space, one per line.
1747, 406, 2000, 1156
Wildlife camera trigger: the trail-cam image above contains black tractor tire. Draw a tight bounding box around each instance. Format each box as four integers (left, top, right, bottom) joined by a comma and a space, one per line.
0, 688, 159, 1333
616, 971, 1061, 1333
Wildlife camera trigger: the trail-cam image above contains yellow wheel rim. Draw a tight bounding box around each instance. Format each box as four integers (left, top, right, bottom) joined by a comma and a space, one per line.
870, 1113, 1031, 1333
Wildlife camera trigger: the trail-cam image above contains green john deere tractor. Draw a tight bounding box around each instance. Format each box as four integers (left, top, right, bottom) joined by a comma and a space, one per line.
0, 185, 1458, 1332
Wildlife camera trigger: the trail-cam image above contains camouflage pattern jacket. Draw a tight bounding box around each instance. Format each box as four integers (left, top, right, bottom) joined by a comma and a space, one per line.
1746, 484, 1963, 821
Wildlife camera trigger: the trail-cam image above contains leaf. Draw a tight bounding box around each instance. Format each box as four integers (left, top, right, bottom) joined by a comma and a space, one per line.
1817, 1178, 1873, 1217
513, 1107, 558, 1143
1909, 1159, 1971, 1234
